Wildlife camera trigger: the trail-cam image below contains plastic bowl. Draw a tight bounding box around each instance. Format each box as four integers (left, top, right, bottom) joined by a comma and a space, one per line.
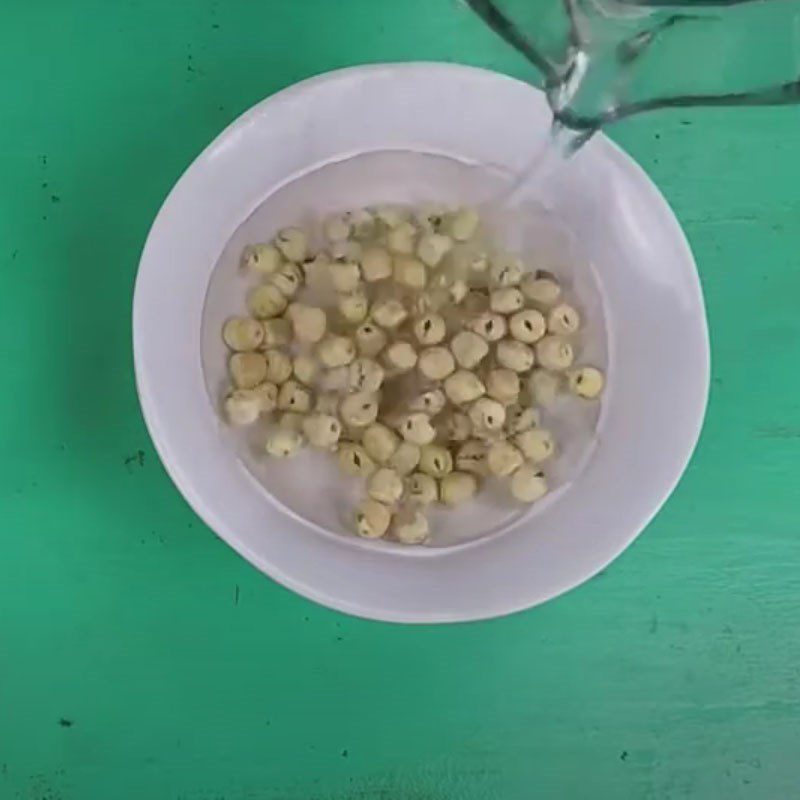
133, 63, 709, 622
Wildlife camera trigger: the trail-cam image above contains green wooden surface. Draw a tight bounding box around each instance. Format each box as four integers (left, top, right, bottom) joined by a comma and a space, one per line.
2, 2, 799, 798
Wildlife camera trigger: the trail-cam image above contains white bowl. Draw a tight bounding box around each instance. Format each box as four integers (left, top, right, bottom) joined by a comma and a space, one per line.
133, 63, 709, 623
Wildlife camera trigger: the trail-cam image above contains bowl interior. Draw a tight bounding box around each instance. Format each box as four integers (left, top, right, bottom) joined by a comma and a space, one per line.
201, 149, 608, 548
134, 64, 708, 621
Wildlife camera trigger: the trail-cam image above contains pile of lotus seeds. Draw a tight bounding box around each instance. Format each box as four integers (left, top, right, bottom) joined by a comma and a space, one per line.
221, 203, 604, 545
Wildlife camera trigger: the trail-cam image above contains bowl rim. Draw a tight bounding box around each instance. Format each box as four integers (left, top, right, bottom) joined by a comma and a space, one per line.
133, 62, 710, 623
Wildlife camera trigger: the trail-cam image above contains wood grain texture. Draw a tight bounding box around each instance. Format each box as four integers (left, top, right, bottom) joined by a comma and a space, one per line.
1, 1, 798, 799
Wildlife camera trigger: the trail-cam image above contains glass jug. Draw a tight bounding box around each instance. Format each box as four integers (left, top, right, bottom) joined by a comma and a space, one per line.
468, 0, 800, 140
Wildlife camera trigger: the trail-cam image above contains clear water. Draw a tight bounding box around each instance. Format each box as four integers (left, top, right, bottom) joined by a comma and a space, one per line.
203, 150, 607, 547
497, 119, 588, 206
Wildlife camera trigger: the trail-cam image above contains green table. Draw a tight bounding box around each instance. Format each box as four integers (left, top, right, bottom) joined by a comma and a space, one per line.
2, 2, 799, 798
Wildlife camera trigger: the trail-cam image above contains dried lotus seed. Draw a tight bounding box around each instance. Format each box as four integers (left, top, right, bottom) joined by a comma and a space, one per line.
509, 309, 547, 344
275, 227, 307, 262
515, 428, 555, 462
265, 428, 304, 458
462, 290, 490, 315
301, 253, 331, 288
510, 464, 548, 503
372, 298, 408, 329
448, 207, 480, 241
547, 303, 581, 335
486, 440, 524, 477
413, 313, 446, 345
389, 442, 421, 476
318, 366, 349, 392
456, 440, 488, 476
393, 256, 427, 290
486, 368, 521, 404
361, 246, 393, 282
384, 341, 418, 372
261, 318, 292, 348
419, 444, 453, 478
338, 289, 369, 323
470, 427, 503, 445
355, 498, 391, 539
223, 317, 265, 351
315, 391, 340, 415
272, 262, 303, 298
468, 397, 506, 433
400, 413, 436, 446
224, 390, 262, 426
330, 260, 361, 293
323, 213, 352, 242
489, 287, 524, 314
427, 270, 451, 291
521, 274, 562, 307
368, 468, 404, 505
330, 240, 362, 263
241, 243, 281, 274
263, 349, 293, 384
418, 346, 456, 381
489, 255, 524, 287
362, 423, 399, 464
277, 379, 312, 413
567, 366, 605, 399
505, 405, 540, 434
373, 205, 406, 229
317, 335, 356, 368
348, 357, 385, 393
349, 209, 375, 239
287, 303, 326, 344
355, 322, 387, 357
278, 411, 304, 432
444, 411, 471, 442
440, 472, 478, 506
338, 443, 376, 478
468, 251, 490, 273
393, 508, 429, 544
414, 288, 448, 314
386, 221, 417, 254
444, 370, 486, 405
417, 232, 453, 267
415, 203, 448, 232
496, 339, 535, 373
450, 331, 489, 370
528, 368, 561, 405
409, 389, 446, 416
247, 284, 287, 319
229, 352, 267, 389
252, 381, 279, 413
448, 279, 469, 305
407, 472, 438, 506
302, 413, 342, 448
535, 335, 574, 371
469, 312, 507, 342
292, 354, 319, 386
340, 392, 379, 427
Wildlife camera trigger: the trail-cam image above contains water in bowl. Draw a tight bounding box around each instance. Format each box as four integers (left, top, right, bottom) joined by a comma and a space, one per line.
201, 149, 608, 548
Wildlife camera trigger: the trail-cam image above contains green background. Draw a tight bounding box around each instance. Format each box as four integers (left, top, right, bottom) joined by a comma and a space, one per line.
2, 1, 799, 798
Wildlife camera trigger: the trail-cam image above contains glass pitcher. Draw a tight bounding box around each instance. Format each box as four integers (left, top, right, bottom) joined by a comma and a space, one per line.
468, 0, 800, 139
